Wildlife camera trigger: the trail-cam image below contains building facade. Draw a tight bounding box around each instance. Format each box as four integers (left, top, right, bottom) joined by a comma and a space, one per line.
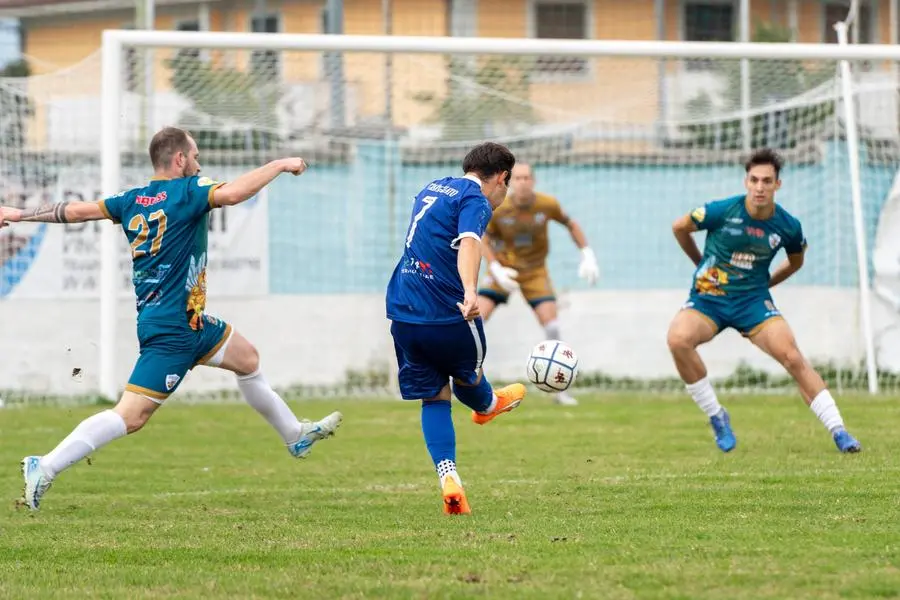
0, 0, 894, 153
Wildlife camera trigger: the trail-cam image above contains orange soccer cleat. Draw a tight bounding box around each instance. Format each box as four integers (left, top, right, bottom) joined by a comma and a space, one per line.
471, 383, 526, 425
441, 475, 471, 515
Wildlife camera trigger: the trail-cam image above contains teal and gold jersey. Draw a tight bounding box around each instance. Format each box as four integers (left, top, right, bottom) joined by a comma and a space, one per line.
689, 194, 806, 296
98, 175, 226, 330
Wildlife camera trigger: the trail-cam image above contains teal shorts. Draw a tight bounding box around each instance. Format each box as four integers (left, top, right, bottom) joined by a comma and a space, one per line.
683, 292, 782, 337
127, 314, 232, 402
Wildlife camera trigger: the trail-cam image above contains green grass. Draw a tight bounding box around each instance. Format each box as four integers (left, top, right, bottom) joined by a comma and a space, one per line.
1, 393, 900, 599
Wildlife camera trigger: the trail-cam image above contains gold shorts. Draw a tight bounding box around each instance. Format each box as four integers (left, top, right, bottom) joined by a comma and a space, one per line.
478, 266, 556, 308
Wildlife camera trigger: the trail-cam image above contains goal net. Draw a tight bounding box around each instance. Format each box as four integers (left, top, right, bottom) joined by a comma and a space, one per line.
2, 31, 898, 405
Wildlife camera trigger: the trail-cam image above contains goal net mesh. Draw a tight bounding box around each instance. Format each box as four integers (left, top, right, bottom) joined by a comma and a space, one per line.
2, 42, 899, 405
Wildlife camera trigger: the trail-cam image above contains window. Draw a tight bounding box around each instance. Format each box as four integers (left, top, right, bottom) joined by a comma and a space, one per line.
250, 14, 280, 77
683, 2, 735, 42
175, 20, 200, 61
530, 1, 590, 76
823, 1, 873, 44
683, 2, 735, 70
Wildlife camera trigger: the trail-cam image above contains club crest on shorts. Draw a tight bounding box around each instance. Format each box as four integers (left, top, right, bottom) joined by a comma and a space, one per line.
165, 373, 181, 391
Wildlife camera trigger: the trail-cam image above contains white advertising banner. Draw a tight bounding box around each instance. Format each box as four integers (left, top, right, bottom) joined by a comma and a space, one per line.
0, 174, 268, 299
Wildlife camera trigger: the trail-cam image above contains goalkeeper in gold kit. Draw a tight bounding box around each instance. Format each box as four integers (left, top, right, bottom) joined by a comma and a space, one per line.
477, 163, 599, 406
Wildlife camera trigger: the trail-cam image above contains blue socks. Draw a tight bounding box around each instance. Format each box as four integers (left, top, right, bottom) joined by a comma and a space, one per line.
421, 400, 455, 470
452, 376, 494, 413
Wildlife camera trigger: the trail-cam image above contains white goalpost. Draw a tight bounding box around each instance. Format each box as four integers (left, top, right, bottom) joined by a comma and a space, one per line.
7, 28, 900, 404
95, 28, 888, 402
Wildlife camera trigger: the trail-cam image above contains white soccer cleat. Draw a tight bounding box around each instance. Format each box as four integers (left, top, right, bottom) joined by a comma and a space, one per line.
288, 411, 343, 458
21, 456, 52, 511
554, 391, 579, 406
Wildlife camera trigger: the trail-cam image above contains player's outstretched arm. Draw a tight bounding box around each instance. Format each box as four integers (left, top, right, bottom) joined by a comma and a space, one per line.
672, 214, 703, 266
769, 250, 804, 288
213, 157, 307, 207
0, 201, 108, 225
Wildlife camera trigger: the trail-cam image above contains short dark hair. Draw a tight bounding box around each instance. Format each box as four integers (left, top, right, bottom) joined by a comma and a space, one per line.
149, 126, 193, 170
462, 142, 516, 185
745, 148, 784, 178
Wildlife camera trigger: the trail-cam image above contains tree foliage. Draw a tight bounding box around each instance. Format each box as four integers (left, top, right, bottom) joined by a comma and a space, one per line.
678, 21, 835, 150
412, 56, 539, 141
166, 53, 283, 151
0, 59, 33, 150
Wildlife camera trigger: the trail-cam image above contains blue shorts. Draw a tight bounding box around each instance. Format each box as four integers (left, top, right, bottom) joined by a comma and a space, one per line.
127, 314, 232, 402
390, 319, 486, 400
683, 292, 782, 337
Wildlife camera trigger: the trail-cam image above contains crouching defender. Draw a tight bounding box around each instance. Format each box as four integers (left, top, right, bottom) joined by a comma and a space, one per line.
667, 148, 861, 454
385, 142, 526, 515
1, 126, 343, 511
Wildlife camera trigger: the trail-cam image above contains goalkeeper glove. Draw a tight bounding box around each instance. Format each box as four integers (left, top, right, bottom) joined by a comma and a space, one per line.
489, 260, 520, 294
578, 247, 599, 286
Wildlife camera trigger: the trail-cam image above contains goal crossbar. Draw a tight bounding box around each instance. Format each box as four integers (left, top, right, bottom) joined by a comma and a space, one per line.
104, 29, 900, 61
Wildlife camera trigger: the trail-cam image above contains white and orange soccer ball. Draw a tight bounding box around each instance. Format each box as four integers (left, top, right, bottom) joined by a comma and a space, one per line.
526, 340, 579, 393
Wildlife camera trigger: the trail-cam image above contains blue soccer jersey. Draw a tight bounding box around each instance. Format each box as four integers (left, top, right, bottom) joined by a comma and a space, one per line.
98, 175, 226, 331
386, 174, 492, 324
689, 194, 806, 296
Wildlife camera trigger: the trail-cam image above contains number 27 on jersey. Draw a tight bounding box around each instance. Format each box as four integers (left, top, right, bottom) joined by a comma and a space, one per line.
128, 209, 168, 258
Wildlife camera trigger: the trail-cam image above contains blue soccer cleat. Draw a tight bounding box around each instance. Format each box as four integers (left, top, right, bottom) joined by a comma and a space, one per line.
709, 409, 737, 453
833, 428, 861, 453
20, 456, 52, 511
288, 411, 343, 458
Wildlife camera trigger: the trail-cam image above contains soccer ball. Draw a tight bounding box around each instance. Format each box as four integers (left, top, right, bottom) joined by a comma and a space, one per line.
526, 340, 579, 393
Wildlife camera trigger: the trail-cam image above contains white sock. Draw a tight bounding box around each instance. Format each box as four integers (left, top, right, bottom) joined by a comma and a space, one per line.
436, 459, 460, 486
236, 369, 304, 445
40, 409, 127, 479
810, 389, 845, 434
478, 393, 498, 414
686, 377, 723, 418
544, 319, 561, 341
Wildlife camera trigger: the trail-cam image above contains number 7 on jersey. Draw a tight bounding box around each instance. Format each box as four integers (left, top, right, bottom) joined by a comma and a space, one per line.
405, 196, 437, 248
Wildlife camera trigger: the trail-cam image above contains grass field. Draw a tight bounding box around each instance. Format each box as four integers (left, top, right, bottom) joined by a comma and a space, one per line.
1, 393, 899, 599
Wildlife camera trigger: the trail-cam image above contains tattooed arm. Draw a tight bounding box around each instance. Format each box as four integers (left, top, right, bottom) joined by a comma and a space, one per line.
0, 201, 108, 225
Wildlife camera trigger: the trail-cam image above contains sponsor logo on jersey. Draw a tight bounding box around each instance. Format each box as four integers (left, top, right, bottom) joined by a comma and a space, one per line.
136, 289, 163, 309
134, 264, 172, 284
136, 191, 168, 207
745, 226, 764, 238
400, 256, 435, 279
730, 251, 756, 270
197, 177, 220, 188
